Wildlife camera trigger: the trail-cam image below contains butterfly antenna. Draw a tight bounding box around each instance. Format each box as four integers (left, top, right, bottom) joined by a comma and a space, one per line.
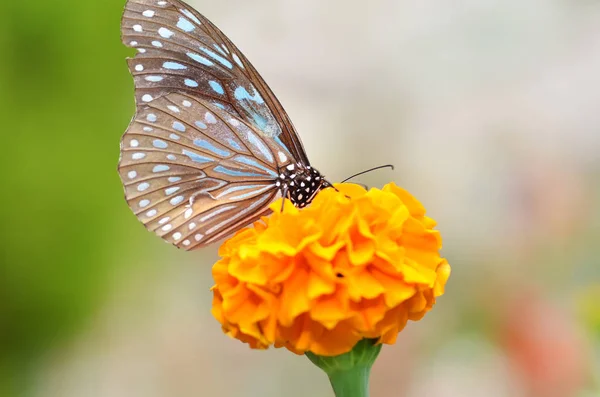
340, 164, 395, 183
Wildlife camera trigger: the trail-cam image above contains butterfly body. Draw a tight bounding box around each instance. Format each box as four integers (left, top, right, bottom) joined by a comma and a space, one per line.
278, 164, 326, 208
119, 0, 328, 249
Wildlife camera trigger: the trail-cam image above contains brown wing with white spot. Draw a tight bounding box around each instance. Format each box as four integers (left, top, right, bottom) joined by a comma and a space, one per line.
118, 92, 289, 249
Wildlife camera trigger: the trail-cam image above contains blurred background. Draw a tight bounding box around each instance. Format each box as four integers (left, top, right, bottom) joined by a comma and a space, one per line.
1, 0, 599, 396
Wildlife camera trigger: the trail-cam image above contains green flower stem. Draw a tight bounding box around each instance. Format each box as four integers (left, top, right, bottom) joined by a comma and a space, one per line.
327, 365, 371, 397
306, 339, 382, 397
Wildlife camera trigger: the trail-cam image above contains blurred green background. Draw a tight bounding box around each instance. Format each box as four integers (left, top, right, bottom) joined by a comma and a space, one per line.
1, 0, 599, 396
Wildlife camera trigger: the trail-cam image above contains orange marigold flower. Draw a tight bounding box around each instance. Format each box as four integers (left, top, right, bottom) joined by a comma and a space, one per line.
211, 182, 450, 356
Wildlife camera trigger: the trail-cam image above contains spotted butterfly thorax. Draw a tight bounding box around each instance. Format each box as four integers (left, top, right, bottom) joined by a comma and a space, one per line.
118, 0, 329, 250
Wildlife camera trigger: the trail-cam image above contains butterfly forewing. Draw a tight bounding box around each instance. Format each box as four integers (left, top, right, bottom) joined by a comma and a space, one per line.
119, 92, 287, 249
121, 0, 309, 164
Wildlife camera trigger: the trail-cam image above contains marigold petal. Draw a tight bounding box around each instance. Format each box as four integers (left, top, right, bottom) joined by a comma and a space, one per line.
335, 183, 368, 198
401, 257, 437, 286
376, 304, 409, 344
383, 182, 426, 218
349, 296, 388, 333
311, 287, 351, 329
346, 269, 385, 301
306, 321, 362, 356
433, 259, 451, 297
279, 268, 311, 326
307, 270, 336, 300
370, 268, 417, 307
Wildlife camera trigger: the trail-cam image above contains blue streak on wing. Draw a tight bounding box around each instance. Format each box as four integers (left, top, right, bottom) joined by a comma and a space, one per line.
228, 185, 274, 200
232, 86, 281, 137
187, 52, 213, 66
180, 9, 202, 25
209, 80, 224, 95
200, 48, 233, 69
273, 135, 291, 153
234, 86, 264, 104
227, 138, 243, 151
163, 61, 187, 70
246, 130, 274, 163
213, 165, 269, 178
233, 156, 277, 177
177, 17, 195, 32
193, 139, 231, 157
182, 149, 214, 164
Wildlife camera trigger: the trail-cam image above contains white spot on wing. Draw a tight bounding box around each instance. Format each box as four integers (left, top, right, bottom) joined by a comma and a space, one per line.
172, 121, 186, 132
146, 209, 157, 217
153, 165, 170, 173
152, 139, 167, 149
170, 195, 184, 205
205, 112, 217, 124
158, 27, 174, 38
232, 53, 244, 68
278, 151, 288, 163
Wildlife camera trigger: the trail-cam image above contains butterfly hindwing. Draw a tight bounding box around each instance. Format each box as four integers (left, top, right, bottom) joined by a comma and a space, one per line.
119, 92, 286, 249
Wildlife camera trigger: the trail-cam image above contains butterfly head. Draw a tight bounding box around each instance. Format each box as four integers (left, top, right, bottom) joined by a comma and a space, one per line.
278, 164, 328, 208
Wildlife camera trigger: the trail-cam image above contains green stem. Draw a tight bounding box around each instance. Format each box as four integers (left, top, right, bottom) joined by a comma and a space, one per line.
306, 339, 381, 397
327, 365, 371, 397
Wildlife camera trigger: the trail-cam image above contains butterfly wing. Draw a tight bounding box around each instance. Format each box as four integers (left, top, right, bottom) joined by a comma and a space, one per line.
121, 0, 309, 165
118, 92, 291, 249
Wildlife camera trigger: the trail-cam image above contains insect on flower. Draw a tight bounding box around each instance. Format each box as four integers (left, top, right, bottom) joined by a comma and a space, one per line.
118, 0, 334, 249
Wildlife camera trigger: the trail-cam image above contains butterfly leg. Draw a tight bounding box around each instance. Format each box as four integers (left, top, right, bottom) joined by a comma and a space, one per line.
324, 179, 352, 199
279, 185, 289, 212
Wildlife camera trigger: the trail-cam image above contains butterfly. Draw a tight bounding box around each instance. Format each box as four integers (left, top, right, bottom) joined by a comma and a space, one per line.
118, 0, 330, 250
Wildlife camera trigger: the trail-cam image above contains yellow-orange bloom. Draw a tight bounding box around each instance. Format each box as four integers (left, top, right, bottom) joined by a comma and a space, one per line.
211, 183, 450, 356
